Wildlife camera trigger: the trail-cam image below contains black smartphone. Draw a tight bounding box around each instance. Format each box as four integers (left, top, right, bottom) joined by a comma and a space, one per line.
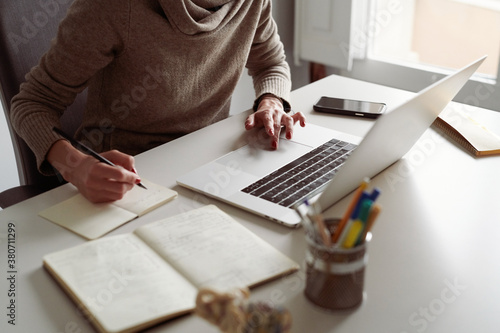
313, 96, 386, 119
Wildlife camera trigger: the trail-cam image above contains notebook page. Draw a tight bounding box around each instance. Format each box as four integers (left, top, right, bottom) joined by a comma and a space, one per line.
134, 205, 299, 290
39, 194, 137, 240
43, 234, 197, 333
112, 179, 177, 216
39, 179, 177, 239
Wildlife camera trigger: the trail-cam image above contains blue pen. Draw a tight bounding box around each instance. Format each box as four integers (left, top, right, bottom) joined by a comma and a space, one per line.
369, 187, 381, 201
351, 191, 370, 220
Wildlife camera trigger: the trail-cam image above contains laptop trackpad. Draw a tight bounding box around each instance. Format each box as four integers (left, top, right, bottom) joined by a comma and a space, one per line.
215, 140, 312, 177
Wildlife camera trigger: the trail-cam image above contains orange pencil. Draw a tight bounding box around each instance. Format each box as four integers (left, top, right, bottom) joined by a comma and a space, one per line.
332, 177, 369, 243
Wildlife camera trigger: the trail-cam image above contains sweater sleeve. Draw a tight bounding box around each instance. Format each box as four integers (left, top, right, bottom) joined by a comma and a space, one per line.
246, 0, 292, 111
10, 0, 129, 175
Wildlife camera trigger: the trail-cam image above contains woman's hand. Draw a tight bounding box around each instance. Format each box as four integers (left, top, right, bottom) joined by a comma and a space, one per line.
245, 94, 306, 149
48, 140, 141, 203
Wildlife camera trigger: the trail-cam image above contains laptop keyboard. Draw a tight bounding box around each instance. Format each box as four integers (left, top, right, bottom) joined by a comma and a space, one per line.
241, 138, 357, 208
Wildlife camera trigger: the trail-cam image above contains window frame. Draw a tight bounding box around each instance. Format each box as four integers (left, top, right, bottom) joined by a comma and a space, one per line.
342, 57, 500, 112
341, 0, 500, 111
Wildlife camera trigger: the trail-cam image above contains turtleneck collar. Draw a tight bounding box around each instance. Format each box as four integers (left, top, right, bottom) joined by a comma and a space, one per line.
160, 0, 243, 35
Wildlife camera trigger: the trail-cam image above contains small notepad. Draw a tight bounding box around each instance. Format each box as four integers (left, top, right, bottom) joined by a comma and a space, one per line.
39, 179, 177, 239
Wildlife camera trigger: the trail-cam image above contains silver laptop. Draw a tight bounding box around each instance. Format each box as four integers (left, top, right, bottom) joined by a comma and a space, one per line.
177, 56, 485, 228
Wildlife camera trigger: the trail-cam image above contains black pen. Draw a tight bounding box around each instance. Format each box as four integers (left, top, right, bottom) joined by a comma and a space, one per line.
52, 127, 147, 190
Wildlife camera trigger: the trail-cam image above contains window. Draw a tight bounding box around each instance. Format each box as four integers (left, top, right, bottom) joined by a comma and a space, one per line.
370, 0, 499, 78
294, 0, 500, 111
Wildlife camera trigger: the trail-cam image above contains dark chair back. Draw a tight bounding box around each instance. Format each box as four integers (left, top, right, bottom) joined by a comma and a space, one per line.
0, 0, 86, 208
0, 0, 86, 206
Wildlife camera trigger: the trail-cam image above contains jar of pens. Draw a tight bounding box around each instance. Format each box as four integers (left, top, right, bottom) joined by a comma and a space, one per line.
297, 178, 381, 311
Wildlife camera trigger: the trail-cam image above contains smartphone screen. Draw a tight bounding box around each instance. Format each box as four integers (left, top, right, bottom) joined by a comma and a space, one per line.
314, 96, 386, 118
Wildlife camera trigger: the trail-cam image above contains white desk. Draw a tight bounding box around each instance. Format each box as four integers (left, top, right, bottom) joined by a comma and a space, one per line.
2, 75, 500, 333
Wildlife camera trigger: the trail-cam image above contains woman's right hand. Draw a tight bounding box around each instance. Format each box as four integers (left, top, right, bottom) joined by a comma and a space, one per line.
47, 140, 141, 203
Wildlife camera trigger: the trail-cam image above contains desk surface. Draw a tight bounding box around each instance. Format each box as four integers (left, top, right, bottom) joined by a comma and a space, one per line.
2, 75, 500, 333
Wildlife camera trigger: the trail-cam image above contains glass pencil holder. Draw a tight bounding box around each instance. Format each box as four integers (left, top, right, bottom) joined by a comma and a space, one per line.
304, 218, 369, 311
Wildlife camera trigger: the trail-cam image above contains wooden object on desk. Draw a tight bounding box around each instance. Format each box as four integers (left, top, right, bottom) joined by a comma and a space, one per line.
433, 107, 500, 157
195, 287, 292, 333
309, 62, 327, 83
38, 179, 177, 239
42, 205, 299, 333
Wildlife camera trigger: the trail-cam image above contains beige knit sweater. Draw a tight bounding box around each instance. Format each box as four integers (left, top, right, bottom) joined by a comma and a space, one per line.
11, 0, 291, 175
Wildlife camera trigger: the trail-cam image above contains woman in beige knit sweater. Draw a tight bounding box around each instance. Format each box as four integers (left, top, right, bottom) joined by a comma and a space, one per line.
10, 0, 305, 202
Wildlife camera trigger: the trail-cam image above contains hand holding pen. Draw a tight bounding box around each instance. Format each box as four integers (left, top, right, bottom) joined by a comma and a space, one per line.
49, 127, 146, 203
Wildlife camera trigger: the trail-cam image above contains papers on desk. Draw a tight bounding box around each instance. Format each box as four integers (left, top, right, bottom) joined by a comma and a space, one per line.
433, 106, 500, 157
38, 179, 177, 239
43, 205, 299, 333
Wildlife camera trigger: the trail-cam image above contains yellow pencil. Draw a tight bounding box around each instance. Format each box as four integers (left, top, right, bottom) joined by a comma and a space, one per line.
342, 219, 364, 248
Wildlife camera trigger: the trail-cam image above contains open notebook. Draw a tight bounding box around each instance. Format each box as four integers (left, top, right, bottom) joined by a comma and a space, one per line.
43, 205, 299, 333
39, 179, 177, 239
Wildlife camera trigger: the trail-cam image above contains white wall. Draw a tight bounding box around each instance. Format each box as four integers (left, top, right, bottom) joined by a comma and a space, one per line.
0, 103, 19, 193
272, 0, 310, 90
230, 0, 310, 115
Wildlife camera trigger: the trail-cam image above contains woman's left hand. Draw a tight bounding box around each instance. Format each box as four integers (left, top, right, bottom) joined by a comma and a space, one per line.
245, 94, 306, 149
